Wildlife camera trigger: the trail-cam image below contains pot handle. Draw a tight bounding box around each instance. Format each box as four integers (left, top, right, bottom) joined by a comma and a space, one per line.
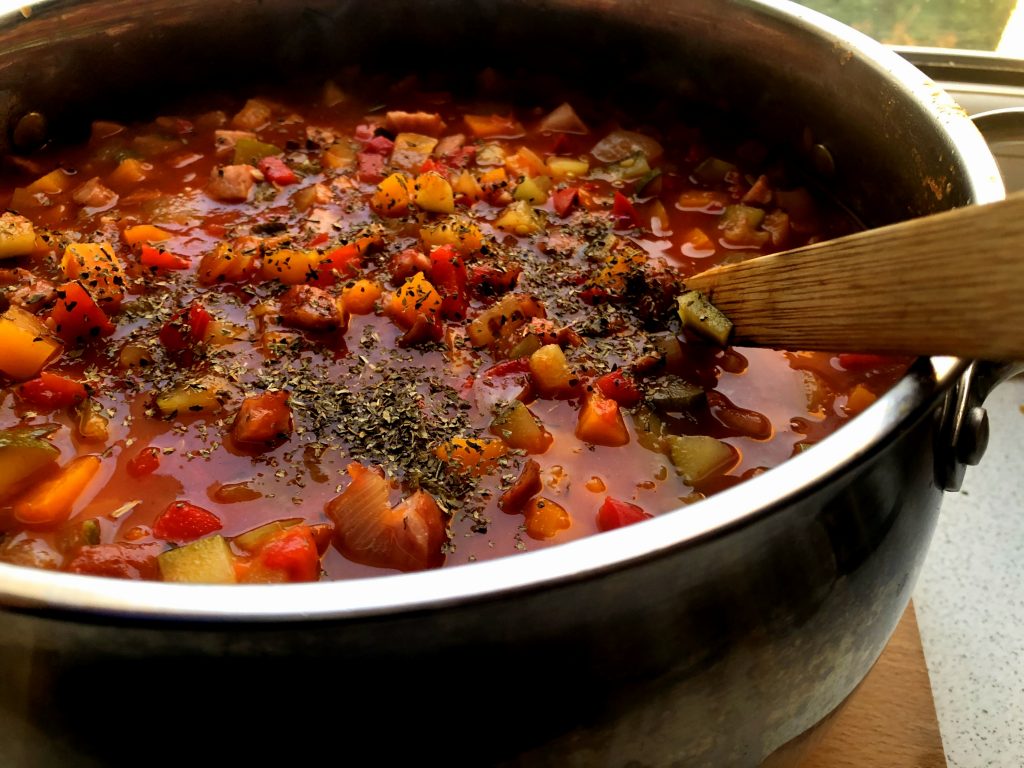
937, 111, 1024, 491
939, 360, 1024, 492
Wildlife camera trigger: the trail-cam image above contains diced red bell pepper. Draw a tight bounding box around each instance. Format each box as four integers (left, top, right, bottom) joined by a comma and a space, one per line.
231, 391, 293, 445
418, 158, 449, 178
363, 135, 395, 156
257, 155, 299, 185
139, 243, 190, 271
481, 358, 533, 379
612, 191, 640, 227
126, 446, 161, 478
838, 353, 893, 370
48, 281, 115, 344
597, 497, 653, 532
308, 232, 330, 248
159, 301, 211, 352
17, 371, 89, 410
429, 244, 468, 321
552, 186, 580, 217
468, 263, 522, 297
311, 243, 361, 287
595, 370, 643, 408
251, 525, 320, 582
152, 501, 223, 543
356, 152, 386, 183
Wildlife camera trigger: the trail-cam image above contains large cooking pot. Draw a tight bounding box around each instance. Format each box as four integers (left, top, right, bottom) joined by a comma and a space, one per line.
0, 1, 1009, 766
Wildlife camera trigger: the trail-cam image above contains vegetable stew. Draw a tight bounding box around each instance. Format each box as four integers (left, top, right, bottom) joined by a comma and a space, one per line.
0, 75, 908, 582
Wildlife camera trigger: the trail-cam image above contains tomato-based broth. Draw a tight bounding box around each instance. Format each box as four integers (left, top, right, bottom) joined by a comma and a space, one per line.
0, 77, 908, 582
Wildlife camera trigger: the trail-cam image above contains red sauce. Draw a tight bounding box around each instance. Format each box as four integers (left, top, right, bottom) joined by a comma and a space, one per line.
0, 79, 909, 582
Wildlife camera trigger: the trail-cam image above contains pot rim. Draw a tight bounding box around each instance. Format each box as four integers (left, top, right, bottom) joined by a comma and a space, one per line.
0, 0, 1006, 623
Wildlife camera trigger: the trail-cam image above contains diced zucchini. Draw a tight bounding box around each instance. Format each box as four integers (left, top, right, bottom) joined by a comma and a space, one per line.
158, 535, 237, 584
646, 377, 706, 412
677, 291, 733, 346
664, 434, 736, 485
234, 519, 302, 553
232, 138, 282, 165
489, 400, 552, 454
0, 212, 37, 258
0, 424, 60, 502
719, 204, 769, 247
692, 157, 738, 185
155, 376, 232, 418
601, 151, 651, 181
494, 201, 545, 236
413, 171, 455, 213
513, 175, 552, 205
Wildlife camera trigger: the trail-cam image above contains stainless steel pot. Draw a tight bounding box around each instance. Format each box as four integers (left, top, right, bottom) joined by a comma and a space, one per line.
0, 1, 1009, 766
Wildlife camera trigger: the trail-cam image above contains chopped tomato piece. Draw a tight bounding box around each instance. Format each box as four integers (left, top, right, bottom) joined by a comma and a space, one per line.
257, 155, 299, 185
139, 243, 190, 271
429, 244, 469, 321
17, 372, 88, 410
311, 243, 361, 286
597, 497, 653, 532
159, 301, 211, 352
246, 525, 321, 582
326, 462, 447, 572
595, 370, 642, 408
48, 281, 115, 344
467, 263, 521, 297
231, 391, 293, 445
612, 191, 640, 227
481, 358, 532, 378
126, 446, 161, 477
552, 186, 580, 217
576, 390, 629, 446
152, 501, 223, 542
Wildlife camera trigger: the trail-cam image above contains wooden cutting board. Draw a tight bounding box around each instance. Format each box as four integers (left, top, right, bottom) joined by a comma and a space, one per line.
767, 603, 947, 767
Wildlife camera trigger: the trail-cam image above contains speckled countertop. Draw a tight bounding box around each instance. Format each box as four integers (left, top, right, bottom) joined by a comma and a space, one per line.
914, 376, 1024, 767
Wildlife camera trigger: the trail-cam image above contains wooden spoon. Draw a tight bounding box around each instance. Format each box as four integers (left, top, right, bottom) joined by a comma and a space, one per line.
684, 193, 1024, 360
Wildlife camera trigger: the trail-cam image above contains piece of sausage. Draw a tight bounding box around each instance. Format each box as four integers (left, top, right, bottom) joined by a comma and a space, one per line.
385, 111, 447, 137
278, 284, 347, 331
207, 165, 256, 202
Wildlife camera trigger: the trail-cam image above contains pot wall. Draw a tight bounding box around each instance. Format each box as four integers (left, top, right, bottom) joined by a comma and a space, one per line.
0, 1, 1003, 765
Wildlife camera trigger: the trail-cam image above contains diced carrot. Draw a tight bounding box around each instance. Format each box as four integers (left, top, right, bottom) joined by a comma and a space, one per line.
231, 391, 293, 446
434, 437, 508, 475
12, 454, 101, 526
464, 114, 525, 139
576, 391, 630, 446
123, 224, 173, 244
523, 496, 571, 540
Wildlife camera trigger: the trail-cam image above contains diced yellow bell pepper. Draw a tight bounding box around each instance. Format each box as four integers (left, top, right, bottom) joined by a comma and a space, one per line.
505, 146, 546, 178
61, 242, 127, 305
260, 248, 319, 285
26, 169, 75, 196
547, 156, 590, 179
341, 279, 382, 315
523, 497, 571, 540
413, 172, 455, 214
371, 173, 411, 217
434, 437, 508, 476
122, 224, 173, 245
529, 344, 577, 398
420, 216, 485, 254
385, 272, 442, 329
0, 306, 62, 381
108, 158, 149, 187
494, 200, 544, 236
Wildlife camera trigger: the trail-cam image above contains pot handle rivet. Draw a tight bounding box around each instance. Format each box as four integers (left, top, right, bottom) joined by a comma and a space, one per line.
12, 111, 47, 153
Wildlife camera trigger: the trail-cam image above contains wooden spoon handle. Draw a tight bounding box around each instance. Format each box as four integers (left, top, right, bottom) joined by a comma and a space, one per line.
684, 193, 1024, 360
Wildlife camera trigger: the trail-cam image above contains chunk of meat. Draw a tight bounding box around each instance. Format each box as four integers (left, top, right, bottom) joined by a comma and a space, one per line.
207, 164, 256, 202
278, 284, 347, 331
385, 110, 447, 137
231, 98, 273, 131
305, 125, 337, 148
499, 459, 543, 514
72, 177, 118, 208
65, 542, 162, 580
0, 267, 55, 312
435, 133, 466, 157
